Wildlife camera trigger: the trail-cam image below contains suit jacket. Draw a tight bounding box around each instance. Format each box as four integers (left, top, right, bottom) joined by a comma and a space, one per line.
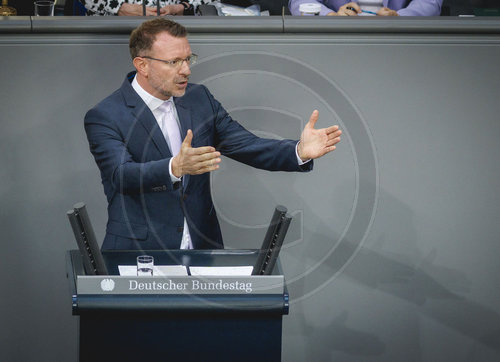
289, 0, 442, 16
84, 72, 313, 250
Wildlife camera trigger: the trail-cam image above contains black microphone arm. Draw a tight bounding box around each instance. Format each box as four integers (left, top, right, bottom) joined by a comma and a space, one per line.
67, 202, 108, 275
253, 205, 292, 276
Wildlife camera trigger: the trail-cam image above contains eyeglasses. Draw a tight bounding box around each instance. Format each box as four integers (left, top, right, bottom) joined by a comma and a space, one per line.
139, 54, 198, 68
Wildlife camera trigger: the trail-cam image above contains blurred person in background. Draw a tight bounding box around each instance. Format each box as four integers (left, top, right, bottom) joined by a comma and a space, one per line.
289, 0, 442, 16
84, 0, 210, 15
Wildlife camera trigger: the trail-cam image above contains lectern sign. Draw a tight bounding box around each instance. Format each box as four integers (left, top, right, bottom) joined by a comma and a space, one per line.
77, 275, 284, 295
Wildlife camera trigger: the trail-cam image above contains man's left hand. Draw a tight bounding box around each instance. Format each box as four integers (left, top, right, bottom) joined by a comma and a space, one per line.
298, 110, 342, 162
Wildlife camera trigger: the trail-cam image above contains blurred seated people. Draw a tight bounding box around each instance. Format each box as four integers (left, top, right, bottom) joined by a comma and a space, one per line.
84, 0, 210, 16
289, 0, 442, 16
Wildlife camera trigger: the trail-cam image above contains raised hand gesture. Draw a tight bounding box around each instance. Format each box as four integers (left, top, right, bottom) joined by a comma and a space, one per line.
297, 110, 342, 162
171, 130, 221, 178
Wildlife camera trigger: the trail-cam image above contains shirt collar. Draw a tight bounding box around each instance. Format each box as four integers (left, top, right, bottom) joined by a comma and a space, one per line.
131, 75, 173, 112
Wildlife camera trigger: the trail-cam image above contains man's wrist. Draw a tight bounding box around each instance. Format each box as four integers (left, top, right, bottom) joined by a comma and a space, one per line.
169, 157, 182, 181
296, 141, 310, 165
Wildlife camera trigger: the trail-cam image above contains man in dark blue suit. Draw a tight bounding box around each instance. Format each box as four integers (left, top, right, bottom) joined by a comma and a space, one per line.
85, 18, 342, 251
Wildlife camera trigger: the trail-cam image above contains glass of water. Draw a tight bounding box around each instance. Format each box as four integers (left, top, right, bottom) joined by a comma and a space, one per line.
34, 1, 54, 16
137, 255, 154, 276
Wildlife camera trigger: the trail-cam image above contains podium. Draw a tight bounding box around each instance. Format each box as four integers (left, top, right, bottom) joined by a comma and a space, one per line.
67, 249, 289, 362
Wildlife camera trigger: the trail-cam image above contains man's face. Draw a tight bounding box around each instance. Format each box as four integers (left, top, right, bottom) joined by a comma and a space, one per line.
141, 32, 192, 100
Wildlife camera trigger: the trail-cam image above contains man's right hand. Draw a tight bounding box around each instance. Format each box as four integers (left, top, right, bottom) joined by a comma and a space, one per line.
118, 3, 158, 16
171, 130, 221, 178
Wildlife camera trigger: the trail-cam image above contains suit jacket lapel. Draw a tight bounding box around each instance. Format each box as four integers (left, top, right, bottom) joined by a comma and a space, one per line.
121, 73, 172, 159
134, 105, 173, 159
174, 97, 192, 139
174, 96, 192, 189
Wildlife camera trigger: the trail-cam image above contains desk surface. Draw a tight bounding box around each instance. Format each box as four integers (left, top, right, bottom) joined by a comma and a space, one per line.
101, 249, 261, 275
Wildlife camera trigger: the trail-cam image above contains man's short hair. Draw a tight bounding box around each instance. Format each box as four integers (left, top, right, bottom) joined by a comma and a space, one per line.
129, 18, 187, 59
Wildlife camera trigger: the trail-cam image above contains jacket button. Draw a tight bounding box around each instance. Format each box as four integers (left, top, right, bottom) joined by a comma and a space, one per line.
177, 227, 184, 233
183, 194, 188, 201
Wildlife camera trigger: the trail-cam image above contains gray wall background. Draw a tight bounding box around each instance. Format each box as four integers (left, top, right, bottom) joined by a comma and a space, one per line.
1, 19, 499, 361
